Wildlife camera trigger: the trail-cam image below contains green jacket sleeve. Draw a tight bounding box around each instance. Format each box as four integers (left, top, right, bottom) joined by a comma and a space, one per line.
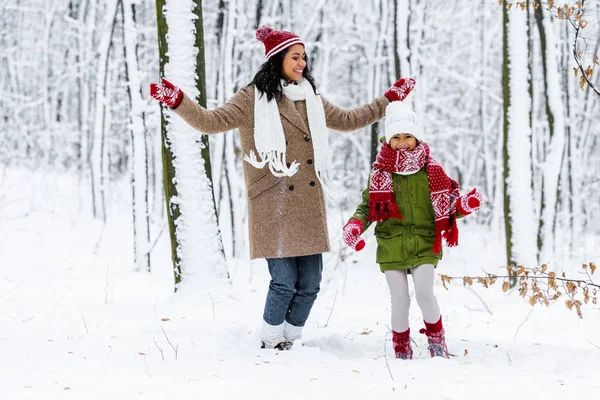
348, 178, 373, 232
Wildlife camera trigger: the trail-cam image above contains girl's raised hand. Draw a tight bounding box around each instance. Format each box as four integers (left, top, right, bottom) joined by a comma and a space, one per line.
457, 188, 482, 216
343, 219, 366, 251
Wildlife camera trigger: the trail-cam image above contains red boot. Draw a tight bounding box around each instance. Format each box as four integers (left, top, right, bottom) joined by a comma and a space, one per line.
392, 329, 413, 360
419, 316, 449, 358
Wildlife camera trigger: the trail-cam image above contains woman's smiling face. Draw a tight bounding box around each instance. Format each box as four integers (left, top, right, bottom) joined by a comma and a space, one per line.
281, 44, 306, 81
389, 133, 417, 151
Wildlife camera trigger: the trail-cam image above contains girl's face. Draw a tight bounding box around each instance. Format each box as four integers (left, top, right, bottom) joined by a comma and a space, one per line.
281, 44, 306, 81
389, 133, 417, 151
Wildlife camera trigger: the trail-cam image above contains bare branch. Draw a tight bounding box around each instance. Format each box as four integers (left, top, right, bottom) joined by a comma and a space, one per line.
81, 317, 89, 334
323, 290, 339, 328
383, 329, 395, 382
153, 336, 164, 361
161, 326, 179, 360
572, 0, 600, 96
514, 309, 534, 340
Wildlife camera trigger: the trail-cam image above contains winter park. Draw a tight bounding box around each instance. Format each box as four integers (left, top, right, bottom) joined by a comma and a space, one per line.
1, 0, 600, 399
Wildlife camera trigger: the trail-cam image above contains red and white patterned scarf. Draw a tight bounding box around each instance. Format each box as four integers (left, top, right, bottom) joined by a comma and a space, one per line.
367, 142, 460, 253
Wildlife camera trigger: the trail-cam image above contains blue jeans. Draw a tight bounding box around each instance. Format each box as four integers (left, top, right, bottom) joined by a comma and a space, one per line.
263, 254, 323, 327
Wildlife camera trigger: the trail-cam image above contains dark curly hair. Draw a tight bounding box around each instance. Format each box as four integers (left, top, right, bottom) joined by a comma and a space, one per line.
249, 47, 318, 102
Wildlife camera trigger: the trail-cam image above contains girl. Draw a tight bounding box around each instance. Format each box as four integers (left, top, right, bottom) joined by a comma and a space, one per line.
150, 26, 415, 350
343, 101, 481, 359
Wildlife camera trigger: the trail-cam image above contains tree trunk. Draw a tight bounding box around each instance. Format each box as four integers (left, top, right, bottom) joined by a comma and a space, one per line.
91, 0, 120, 222
122, 0, 151, 271
502, 1, 537, 269
156, 0, 229, 291
534, 5, 566, 264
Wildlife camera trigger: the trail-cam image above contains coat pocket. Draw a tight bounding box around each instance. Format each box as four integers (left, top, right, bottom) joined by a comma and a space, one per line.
374, 227, 406, 265
248, 173, 281, 199
413, 227, 440, 260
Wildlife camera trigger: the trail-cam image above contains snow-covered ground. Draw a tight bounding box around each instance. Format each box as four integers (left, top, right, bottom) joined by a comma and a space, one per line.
1, 169, 599, 400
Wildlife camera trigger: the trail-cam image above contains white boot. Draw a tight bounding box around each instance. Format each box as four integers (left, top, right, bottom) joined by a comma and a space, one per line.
260, 320, 286, 349
283, 321, 303, 343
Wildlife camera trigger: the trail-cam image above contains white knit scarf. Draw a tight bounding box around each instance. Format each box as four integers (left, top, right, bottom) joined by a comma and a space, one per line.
245, 78, 340, 198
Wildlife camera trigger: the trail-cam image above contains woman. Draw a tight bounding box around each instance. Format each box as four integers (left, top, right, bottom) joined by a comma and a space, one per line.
150, 26, 415, 350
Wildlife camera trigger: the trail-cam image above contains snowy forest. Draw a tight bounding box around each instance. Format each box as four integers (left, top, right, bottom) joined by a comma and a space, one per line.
1, 0, 600, 398
2, 0, 599, 282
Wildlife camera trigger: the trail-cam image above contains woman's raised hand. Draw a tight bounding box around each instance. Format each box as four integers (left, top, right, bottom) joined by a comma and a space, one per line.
150, 78, 183, 109
384, 77, 416, 102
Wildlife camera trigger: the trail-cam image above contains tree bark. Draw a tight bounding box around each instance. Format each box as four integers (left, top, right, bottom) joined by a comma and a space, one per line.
502, 1, 538, 271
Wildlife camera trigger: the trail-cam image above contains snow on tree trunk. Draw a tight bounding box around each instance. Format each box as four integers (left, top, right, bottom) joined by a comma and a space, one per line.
159, 0, 228, 290
502, 3, 537, 267
393, 0, 412, 79
535, 7, 566, 265
91, 0, 120, 221
122, 0, 151, 271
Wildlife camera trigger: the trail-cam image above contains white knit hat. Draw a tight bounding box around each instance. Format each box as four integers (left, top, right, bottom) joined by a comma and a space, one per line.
384, 102, 423, 143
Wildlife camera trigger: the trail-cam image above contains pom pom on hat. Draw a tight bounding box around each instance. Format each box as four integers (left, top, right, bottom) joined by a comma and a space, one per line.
256, 25, 304, 59
256, 26, 272, 42
384, 102, 423, 143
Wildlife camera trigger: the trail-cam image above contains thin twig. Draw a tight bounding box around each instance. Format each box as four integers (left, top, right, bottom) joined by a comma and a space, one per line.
572, 0, 600, 97
323, 290, 339, 328
513, 309, 534, 340
145, 222, 167, 256
444, 274, 599, 290
93, 221, 107, 256
161, 326, 179, 360
0, 285, 19, 301
584, 337, 600, 351
207, 292, 216, 322
81, 317, 89, 334
383, 330, 395, 381
465, 286, 494, 315
344, 330, 360, 339
143, 354, 151, 378
153, 336, 164, 361
104, 265, 110, 305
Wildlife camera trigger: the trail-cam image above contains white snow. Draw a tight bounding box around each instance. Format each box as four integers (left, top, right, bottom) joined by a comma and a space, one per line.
1, 168, 599, 399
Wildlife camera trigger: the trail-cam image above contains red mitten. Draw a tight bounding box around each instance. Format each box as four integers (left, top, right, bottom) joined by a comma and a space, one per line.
343, 219, 366, 251
150, 78, 183, 109
384, 77, 416, 102
457, 188, 482, 216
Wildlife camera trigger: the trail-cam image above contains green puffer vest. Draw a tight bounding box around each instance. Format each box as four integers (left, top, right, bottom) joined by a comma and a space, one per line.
350, 168, 441, 272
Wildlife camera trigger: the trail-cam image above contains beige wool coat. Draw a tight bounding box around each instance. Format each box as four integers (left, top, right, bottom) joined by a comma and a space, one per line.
173, 84, 389, 259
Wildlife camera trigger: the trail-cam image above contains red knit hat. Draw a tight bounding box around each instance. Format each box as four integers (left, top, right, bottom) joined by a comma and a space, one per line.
256, 25, 304, 59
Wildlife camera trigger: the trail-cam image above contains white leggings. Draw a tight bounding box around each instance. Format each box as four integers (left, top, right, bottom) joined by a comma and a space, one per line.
384, 264, 441, 333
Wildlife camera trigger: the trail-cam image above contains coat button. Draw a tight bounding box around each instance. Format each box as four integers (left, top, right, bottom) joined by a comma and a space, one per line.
289, 185, 294, 191
307, 159, 313, 164
286, 163, 291, 168
310, 181, 316, 187
304, 136, 311, 142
